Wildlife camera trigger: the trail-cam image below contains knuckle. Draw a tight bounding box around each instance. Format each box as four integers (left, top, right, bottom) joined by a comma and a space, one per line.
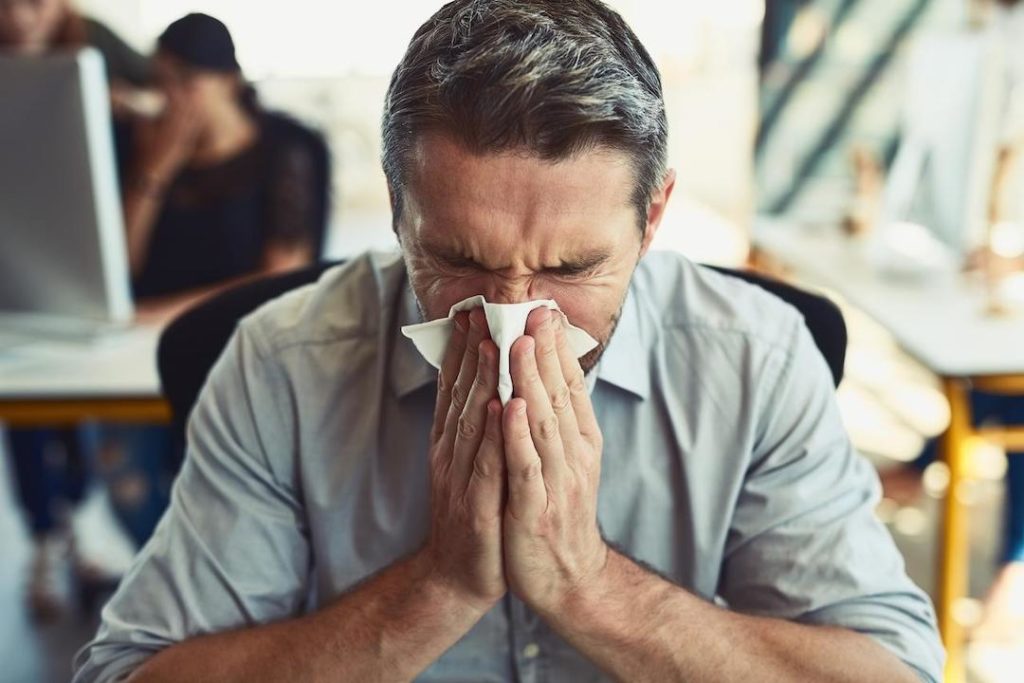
472, 455, 495, 479
568, 373, 587, 396
457, 414, 478, 440
539, 337, 559, 358
522, 364, 542, 388
469, 514, 494, 538
518, 458, 543, 482
538, 414, 560, 441
550, 383, 572, 412
450, 382, 469, 412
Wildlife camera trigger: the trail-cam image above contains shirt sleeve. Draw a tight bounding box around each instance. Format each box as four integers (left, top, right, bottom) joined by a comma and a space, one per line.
72, 320, 310, 683
717, 314, 945, 683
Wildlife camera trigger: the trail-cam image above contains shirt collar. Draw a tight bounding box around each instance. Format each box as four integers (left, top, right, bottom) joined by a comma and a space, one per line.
389, 279, 652, 401
390, 282, 437, 398
594, 285, 651, 400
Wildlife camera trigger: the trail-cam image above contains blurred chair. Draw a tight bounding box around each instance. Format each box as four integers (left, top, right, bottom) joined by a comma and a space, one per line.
157, 263, 846, 449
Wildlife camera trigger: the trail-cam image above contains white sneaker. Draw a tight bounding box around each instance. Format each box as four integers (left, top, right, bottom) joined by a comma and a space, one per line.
26, 531, 72, 622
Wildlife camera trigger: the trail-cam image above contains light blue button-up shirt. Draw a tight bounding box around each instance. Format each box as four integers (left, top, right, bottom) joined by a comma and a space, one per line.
74, 250, 944, 682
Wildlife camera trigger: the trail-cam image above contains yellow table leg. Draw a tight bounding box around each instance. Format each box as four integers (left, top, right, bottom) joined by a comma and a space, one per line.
938, 377, 973, 683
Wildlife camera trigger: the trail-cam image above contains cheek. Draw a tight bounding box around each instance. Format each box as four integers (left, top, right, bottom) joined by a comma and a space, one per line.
406, 268, 488, 320
546, 283, 619, 338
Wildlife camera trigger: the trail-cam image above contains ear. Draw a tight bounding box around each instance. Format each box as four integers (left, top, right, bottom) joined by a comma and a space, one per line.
639, 168, 676, 258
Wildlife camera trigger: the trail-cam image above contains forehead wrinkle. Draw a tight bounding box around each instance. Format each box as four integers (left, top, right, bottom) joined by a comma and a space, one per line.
405, 133, 639, 273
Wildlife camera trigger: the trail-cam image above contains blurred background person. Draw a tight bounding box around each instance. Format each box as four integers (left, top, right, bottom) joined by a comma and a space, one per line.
0, 0, 152, 622
1, 7, 328, 622
123, 12, 330, 326
0, 0, 149, 111
91, 9, 330, 590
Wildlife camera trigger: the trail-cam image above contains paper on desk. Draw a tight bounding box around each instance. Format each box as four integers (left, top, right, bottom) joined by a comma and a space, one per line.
401, 295, 598, 405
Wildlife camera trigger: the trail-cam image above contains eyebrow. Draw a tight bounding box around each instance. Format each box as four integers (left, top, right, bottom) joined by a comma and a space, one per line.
423, 241, 612, 275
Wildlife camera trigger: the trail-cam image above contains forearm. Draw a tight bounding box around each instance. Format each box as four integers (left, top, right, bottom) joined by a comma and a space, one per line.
547, 549, 919, 683
126, 551, 490, 683
122, 175, 166, 277
134, 250, 310, 327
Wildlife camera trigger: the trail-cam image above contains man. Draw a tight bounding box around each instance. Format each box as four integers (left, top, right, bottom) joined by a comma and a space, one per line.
74, 1, 944, 681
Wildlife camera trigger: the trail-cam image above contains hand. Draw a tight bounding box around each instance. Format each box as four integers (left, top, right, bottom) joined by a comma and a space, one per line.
132, 87, 199, 184
502, 307, 608, 616
419, 309, 507, 611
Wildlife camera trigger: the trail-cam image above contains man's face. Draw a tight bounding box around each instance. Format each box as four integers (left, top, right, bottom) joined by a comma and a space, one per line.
398, 132, 672, 372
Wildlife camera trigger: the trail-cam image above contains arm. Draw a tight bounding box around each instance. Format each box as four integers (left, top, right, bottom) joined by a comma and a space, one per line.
546, 548, 918, 683
124, 551, 488, 683
133, 242, 312, 327
122, 92, 199, 277
501, 307, 943, 683
74, 309, 509, 682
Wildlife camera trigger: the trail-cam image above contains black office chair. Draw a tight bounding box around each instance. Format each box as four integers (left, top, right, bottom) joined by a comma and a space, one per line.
157, 262, 847, 447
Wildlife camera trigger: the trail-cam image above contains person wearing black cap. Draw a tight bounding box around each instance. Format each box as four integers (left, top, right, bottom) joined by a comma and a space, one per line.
122, 12, 330, 325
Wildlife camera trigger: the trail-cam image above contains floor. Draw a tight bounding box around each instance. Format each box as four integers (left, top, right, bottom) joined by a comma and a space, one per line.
0, 438, 99, 683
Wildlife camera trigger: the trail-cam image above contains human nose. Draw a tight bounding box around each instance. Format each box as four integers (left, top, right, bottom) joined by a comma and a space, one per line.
485, 275, 550, 304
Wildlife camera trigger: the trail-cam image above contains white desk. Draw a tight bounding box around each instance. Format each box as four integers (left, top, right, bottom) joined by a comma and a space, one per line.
0, 326, 169, 426
753, 218, 1024, 683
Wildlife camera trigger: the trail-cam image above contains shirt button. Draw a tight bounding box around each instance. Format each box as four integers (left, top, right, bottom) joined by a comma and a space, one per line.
522, 643, 540, 659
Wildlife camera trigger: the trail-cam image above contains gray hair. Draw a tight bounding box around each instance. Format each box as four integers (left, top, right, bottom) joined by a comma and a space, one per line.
381, 0, 668, 233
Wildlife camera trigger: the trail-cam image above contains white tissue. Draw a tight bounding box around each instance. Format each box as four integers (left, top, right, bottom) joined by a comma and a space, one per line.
401, 295, 599, 405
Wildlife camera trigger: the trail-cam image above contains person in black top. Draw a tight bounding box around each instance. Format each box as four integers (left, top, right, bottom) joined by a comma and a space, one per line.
122, 13, 329, 325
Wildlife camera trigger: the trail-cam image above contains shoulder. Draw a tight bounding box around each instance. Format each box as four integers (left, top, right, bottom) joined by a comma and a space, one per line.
238, 251, 406, 356
634, 250, 804, 357
260, 111, 327, 153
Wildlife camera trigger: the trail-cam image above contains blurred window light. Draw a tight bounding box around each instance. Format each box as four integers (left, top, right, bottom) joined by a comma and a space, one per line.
92, 1, 766, 79
785, 6, 829, 60
990, 221, 1024, 258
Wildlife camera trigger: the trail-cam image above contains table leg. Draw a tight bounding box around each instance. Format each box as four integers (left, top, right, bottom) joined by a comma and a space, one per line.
938, 377, 972, 683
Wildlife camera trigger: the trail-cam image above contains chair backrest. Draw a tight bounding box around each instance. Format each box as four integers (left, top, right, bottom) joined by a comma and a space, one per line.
157, 262, 339, 450
158, 262, 846, 447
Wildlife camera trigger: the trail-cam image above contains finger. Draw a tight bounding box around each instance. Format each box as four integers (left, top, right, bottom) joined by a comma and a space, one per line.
503, 398, 546, 522
443, 308, 488, 437
525, 307, 580, 449
431, 311, 469, 445
450, 339, 499, 494
465, 398, 505, 516
553, 312, 601, 448
509, 334, 568, 491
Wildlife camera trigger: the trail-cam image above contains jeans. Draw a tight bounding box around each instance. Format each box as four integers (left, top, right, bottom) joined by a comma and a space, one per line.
6, 425, 174, 548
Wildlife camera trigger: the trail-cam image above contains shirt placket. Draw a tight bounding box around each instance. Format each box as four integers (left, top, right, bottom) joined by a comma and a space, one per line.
507, 594, 545, 682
